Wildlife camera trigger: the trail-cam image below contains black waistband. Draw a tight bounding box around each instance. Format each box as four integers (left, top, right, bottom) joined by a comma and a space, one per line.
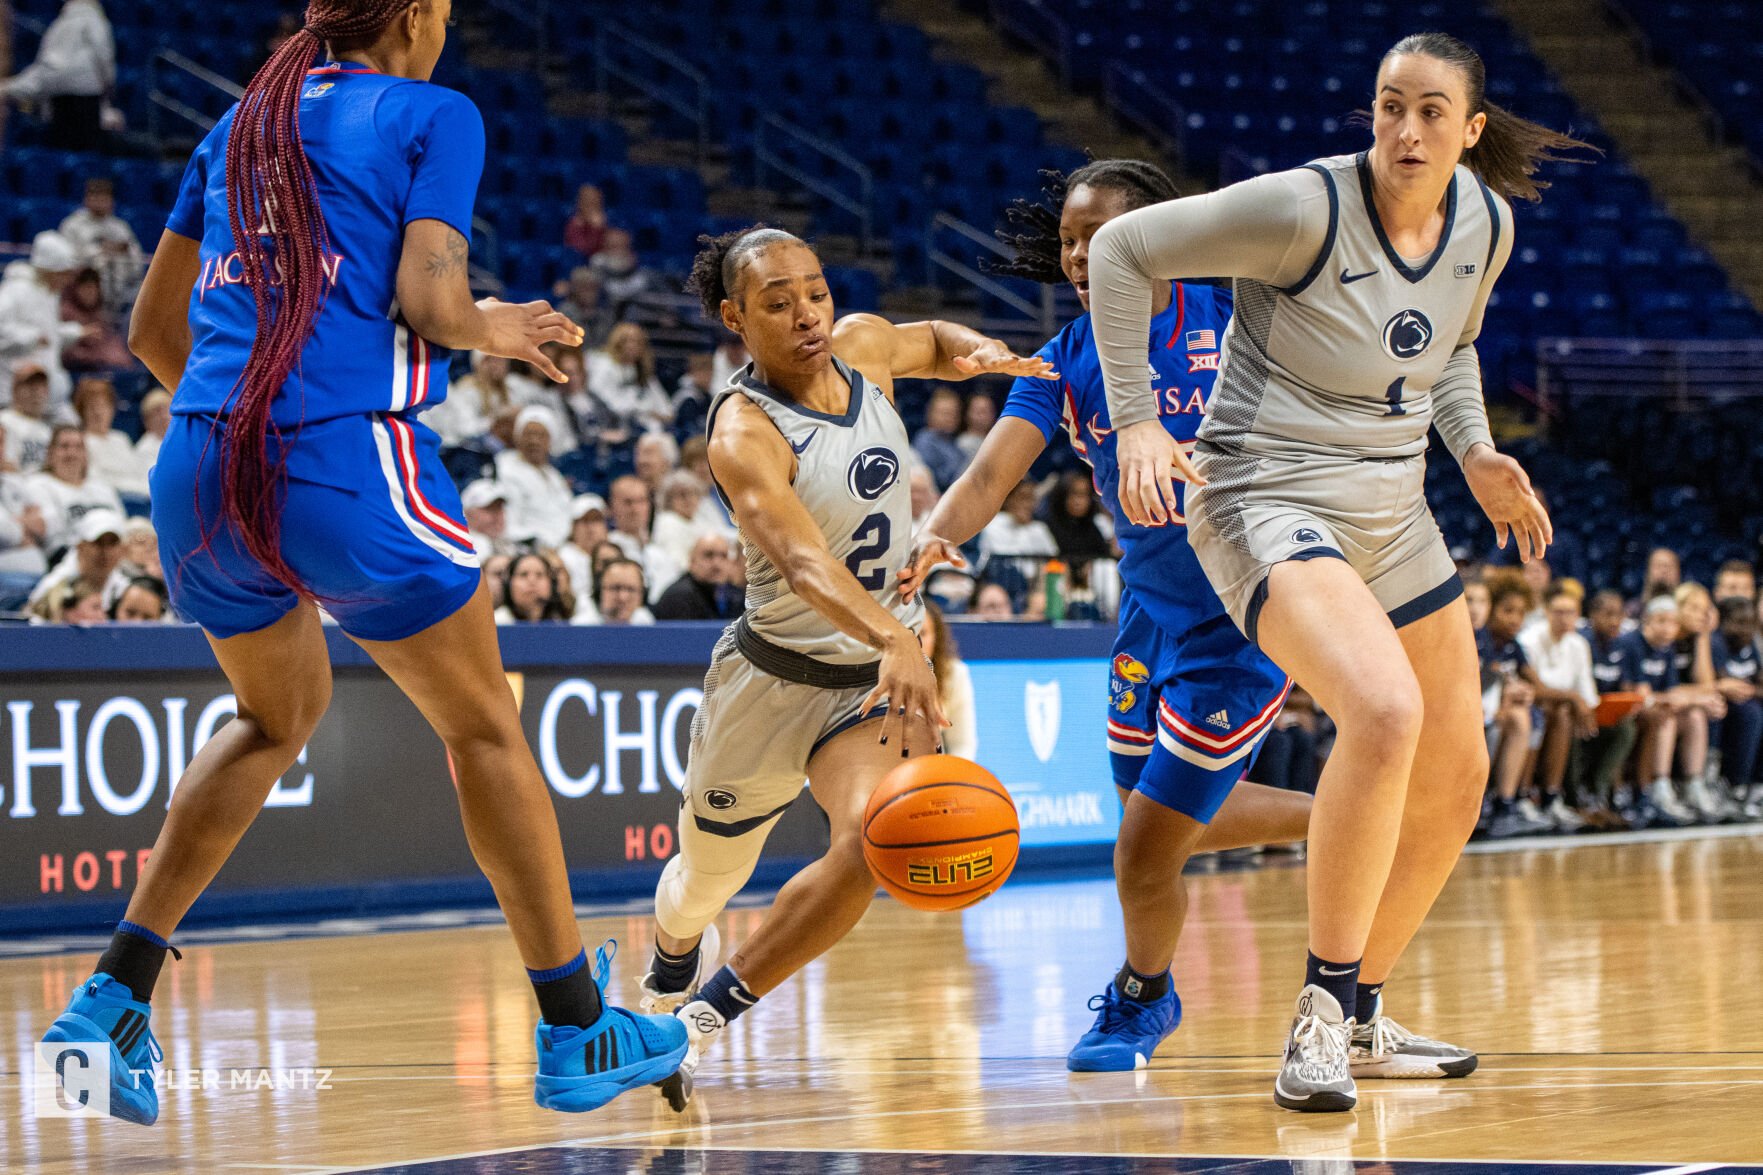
735, 615, 879, 690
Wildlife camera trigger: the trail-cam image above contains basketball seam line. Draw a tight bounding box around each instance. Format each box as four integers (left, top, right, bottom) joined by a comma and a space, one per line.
868, 779, 1019, 814
864, 829, 1023, 851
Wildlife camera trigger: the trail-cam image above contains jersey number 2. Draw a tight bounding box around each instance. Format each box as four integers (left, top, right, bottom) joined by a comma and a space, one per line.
846, 513, 891, 590
1384, 376, 1407, 416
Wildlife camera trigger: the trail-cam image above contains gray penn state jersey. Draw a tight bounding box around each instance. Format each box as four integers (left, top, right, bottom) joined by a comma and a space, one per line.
1201, 153, 1504, 460
707, 357, 922, 665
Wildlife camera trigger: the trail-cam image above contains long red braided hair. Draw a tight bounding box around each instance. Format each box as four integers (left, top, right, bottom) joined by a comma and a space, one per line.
212, 0, 413, 593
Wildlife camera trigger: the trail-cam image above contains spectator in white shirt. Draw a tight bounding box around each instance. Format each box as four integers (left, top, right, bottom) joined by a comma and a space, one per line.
74, 376, 144, 498
461, 479, 517, 562
27, 506, 124, 609
980, 479, 1057, 588
0, 428, 50, 601
679, 435, 731, 532
592, 558, 655, 626
557, 493, 608, 610
59, 179, 143, 316
651, 469, 714, 574
134, 387, 170, 472
0, 233, 87, 409
634, 430, 678, 494
0, 0, 115, 150
606, 473, 653, 563
1, 362, 56, 472
587, 323, 672, 435
425, 351, 523, 450
492, 406, 573, 550
24, 424, 122, 553
1519, 583, 1601, 827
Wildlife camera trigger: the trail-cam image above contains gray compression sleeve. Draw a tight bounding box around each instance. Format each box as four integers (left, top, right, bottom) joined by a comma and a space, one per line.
1089, 168, 1333, 428
1431, 190, 1515, 465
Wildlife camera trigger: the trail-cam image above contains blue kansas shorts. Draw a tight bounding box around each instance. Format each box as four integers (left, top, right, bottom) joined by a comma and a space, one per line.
151, 411, 481, 642
1106, 588, 1291, 823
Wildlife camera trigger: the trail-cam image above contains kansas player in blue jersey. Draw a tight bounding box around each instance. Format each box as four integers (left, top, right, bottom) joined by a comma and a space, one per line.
38, 0, 685, 1124
902, 161, 1311, 1071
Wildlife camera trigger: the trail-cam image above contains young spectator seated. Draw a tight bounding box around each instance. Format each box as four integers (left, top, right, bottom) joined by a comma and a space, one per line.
1575, 590, 1643, 829
109, 575, 168, 622
1672, 583, 1731, 820
1621, 595, 1697, 826
493, 407, 573, 550
73, 377, 145, 499
1711, 595, 1762, 817
970, 581, 1017, 620
1714, 559, 1756, 606
653, 533, 742, 621
1519, 584, 1600, 831
24, 424, 123, 554
31, 576, 106, 625
1479, 574, 1547, 838
494, 552, 571, 623
1, 362, 56, 472
590, 558, 654, 626
60, 269, 134, 376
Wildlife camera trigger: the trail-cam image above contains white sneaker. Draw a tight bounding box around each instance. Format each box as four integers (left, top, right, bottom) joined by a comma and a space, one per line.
659, 997, 726, 1113
1516, 796, 1551, 829
1545, 795, 1585, 832
637, 923, 721, 1016
1650, 779, 1697, 824
1681, 775, 1723, 823
1349, 993, 1479, 1079
1273, 985, 1356, 1112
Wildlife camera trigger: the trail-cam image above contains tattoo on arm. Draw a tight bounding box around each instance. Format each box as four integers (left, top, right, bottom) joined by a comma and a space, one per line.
425, 228, 470, 280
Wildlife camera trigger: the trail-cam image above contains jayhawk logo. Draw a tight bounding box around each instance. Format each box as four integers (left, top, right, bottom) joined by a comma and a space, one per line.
1110, 653, 1150, 714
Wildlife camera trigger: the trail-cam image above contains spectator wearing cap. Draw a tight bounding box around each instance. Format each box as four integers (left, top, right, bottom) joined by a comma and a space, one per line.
74, 376, 144, 498
913, 387, 969, 491
0, 0, 115, 150
558, 493, 608, 614
589, 558, 654, 626
1, 362, 55, 472
653, 533, 741, 621
588, 323, 673, 435
24, 423, 122, 553
493, 406, 573, 550
0, 232, 88, 408
133, 387, 171, 471
461, 479, 517, 562
60, 177, 144, 315
27, 506, 124, 610
1714, 559, 1756, 606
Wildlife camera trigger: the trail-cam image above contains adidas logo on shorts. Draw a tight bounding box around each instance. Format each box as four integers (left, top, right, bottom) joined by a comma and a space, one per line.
1205, 709, 1231, 729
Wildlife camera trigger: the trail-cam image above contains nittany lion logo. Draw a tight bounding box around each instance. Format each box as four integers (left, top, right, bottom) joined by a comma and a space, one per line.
1381, 308, 1434, 361
846, 447, 900, 501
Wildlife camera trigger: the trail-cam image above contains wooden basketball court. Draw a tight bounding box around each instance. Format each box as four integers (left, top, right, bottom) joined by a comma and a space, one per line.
6, 831, 1762, 1173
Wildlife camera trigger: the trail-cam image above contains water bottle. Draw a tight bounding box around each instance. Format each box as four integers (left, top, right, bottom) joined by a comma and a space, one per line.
1043, 559, 1067, 623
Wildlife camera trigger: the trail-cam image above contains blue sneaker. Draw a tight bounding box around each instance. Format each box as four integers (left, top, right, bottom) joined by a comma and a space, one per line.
533, 942, 689, 1113
1066, 979, 1182, 1072
41, 973, 161, 1124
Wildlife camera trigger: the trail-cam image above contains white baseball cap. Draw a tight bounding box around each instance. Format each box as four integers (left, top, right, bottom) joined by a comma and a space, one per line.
77, 509, 125, 544
30, 231, 78, 273
571, 493, 608, 520
460, 480, 508, 510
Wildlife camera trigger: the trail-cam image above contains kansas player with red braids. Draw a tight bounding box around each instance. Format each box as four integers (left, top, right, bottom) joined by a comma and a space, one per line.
38, 0, 686, 1123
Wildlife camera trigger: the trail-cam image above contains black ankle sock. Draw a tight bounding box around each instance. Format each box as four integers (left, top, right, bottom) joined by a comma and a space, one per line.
696, 966, 757, 1024
650, 941, 701, 994
1303, 951, 1361, 1020
528, 950, 604, 1029
1355, 981, 1384, 1024
1113, 962, 1171, 1003
96, 921, 174, 1002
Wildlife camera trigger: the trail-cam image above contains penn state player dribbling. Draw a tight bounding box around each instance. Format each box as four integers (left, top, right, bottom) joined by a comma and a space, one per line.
1091, 35, 1588, 1110
900, 160, 1311, 1071
636, 226, 1053, 1110
37, 0, 685, 1123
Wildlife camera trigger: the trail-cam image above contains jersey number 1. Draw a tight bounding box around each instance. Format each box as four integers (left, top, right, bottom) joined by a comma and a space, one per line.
846, 513, 891, 590
1384, 376, 1407, 416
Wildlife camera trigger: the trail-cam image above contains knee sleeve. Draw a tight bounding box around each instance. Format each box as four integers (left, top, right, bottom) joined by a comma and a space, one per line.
654, 804, 781, 941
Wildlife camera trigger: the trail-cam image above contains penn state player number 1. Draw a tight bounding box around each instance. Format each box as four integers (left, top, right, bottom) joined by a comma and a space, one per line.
846, 513, 891, 589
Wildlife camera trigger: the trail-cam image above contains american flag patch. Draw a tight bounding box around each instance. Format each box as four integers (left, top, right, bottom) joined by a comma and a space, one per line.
1186, 329, 1217, 351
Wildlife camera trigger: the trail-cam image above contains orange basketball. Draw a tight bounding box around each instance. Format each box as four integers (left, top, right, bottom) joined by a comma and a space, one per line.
862, 754, 1019, 912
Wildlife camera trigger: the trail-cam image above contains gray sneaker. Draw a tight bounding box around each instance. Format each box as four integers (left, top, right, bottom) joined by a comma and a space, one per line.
1349, 993, 1479, 1078
1273, 984, 1356, 1112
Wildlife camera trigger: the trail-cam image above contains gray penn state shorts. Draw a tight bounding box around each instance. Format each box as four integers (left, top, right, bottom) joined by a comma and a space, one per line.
1186, 444, 1462, 645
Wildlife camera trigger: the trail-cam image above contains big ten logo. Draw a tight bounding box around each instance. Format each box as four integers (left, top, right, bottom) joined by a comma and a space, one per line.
536, 680, 701, 799
623, 822, 675, 861
905, 849, 995, 888
3, 694, 313, 822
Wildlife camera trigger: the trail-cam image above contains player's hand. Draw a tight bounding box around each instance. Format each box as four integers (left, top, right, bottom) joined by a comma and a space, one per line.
862, 632, 949, 758
1463, 444, 1551, 563
1115, 419, 1204, 526
898, 534, 967, 603
476, 298, 584, 383
950, 339, 1057, 380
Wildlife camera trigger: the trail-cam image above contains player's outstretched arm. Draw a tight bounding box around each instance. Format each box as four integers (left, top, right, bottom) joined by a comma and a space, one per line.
899, 418, 1047, 603
831, 313, 1055, 390
128, 230, 201, 390
395, 219, 582, 383
711, 398, 947, 744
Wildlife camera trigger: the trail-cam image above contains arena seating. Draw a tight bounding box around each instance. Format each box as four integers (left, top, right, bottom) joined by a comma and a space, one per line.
1614, 1, 1763, 163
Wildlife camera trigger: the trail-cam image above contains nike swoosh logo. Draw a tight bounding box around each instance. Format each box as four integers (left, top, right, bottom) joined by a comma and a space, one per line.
788, 434, 815, 455
1340, 269, 1377, 284
1317, 966, 1354, 976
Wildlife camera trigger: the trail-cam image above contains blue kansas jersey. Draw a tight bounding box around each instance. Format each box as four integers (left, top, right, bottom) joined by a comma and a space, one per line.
166, 63, 484, 429
1003, 281, 1232, 636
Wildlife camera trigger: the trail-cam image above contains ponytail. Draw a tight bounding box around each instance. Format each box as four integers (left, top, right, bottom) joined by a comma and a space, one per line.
989, 158, 1181, 283
1382, 32, 1597, 204
209, 0, 411, 594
